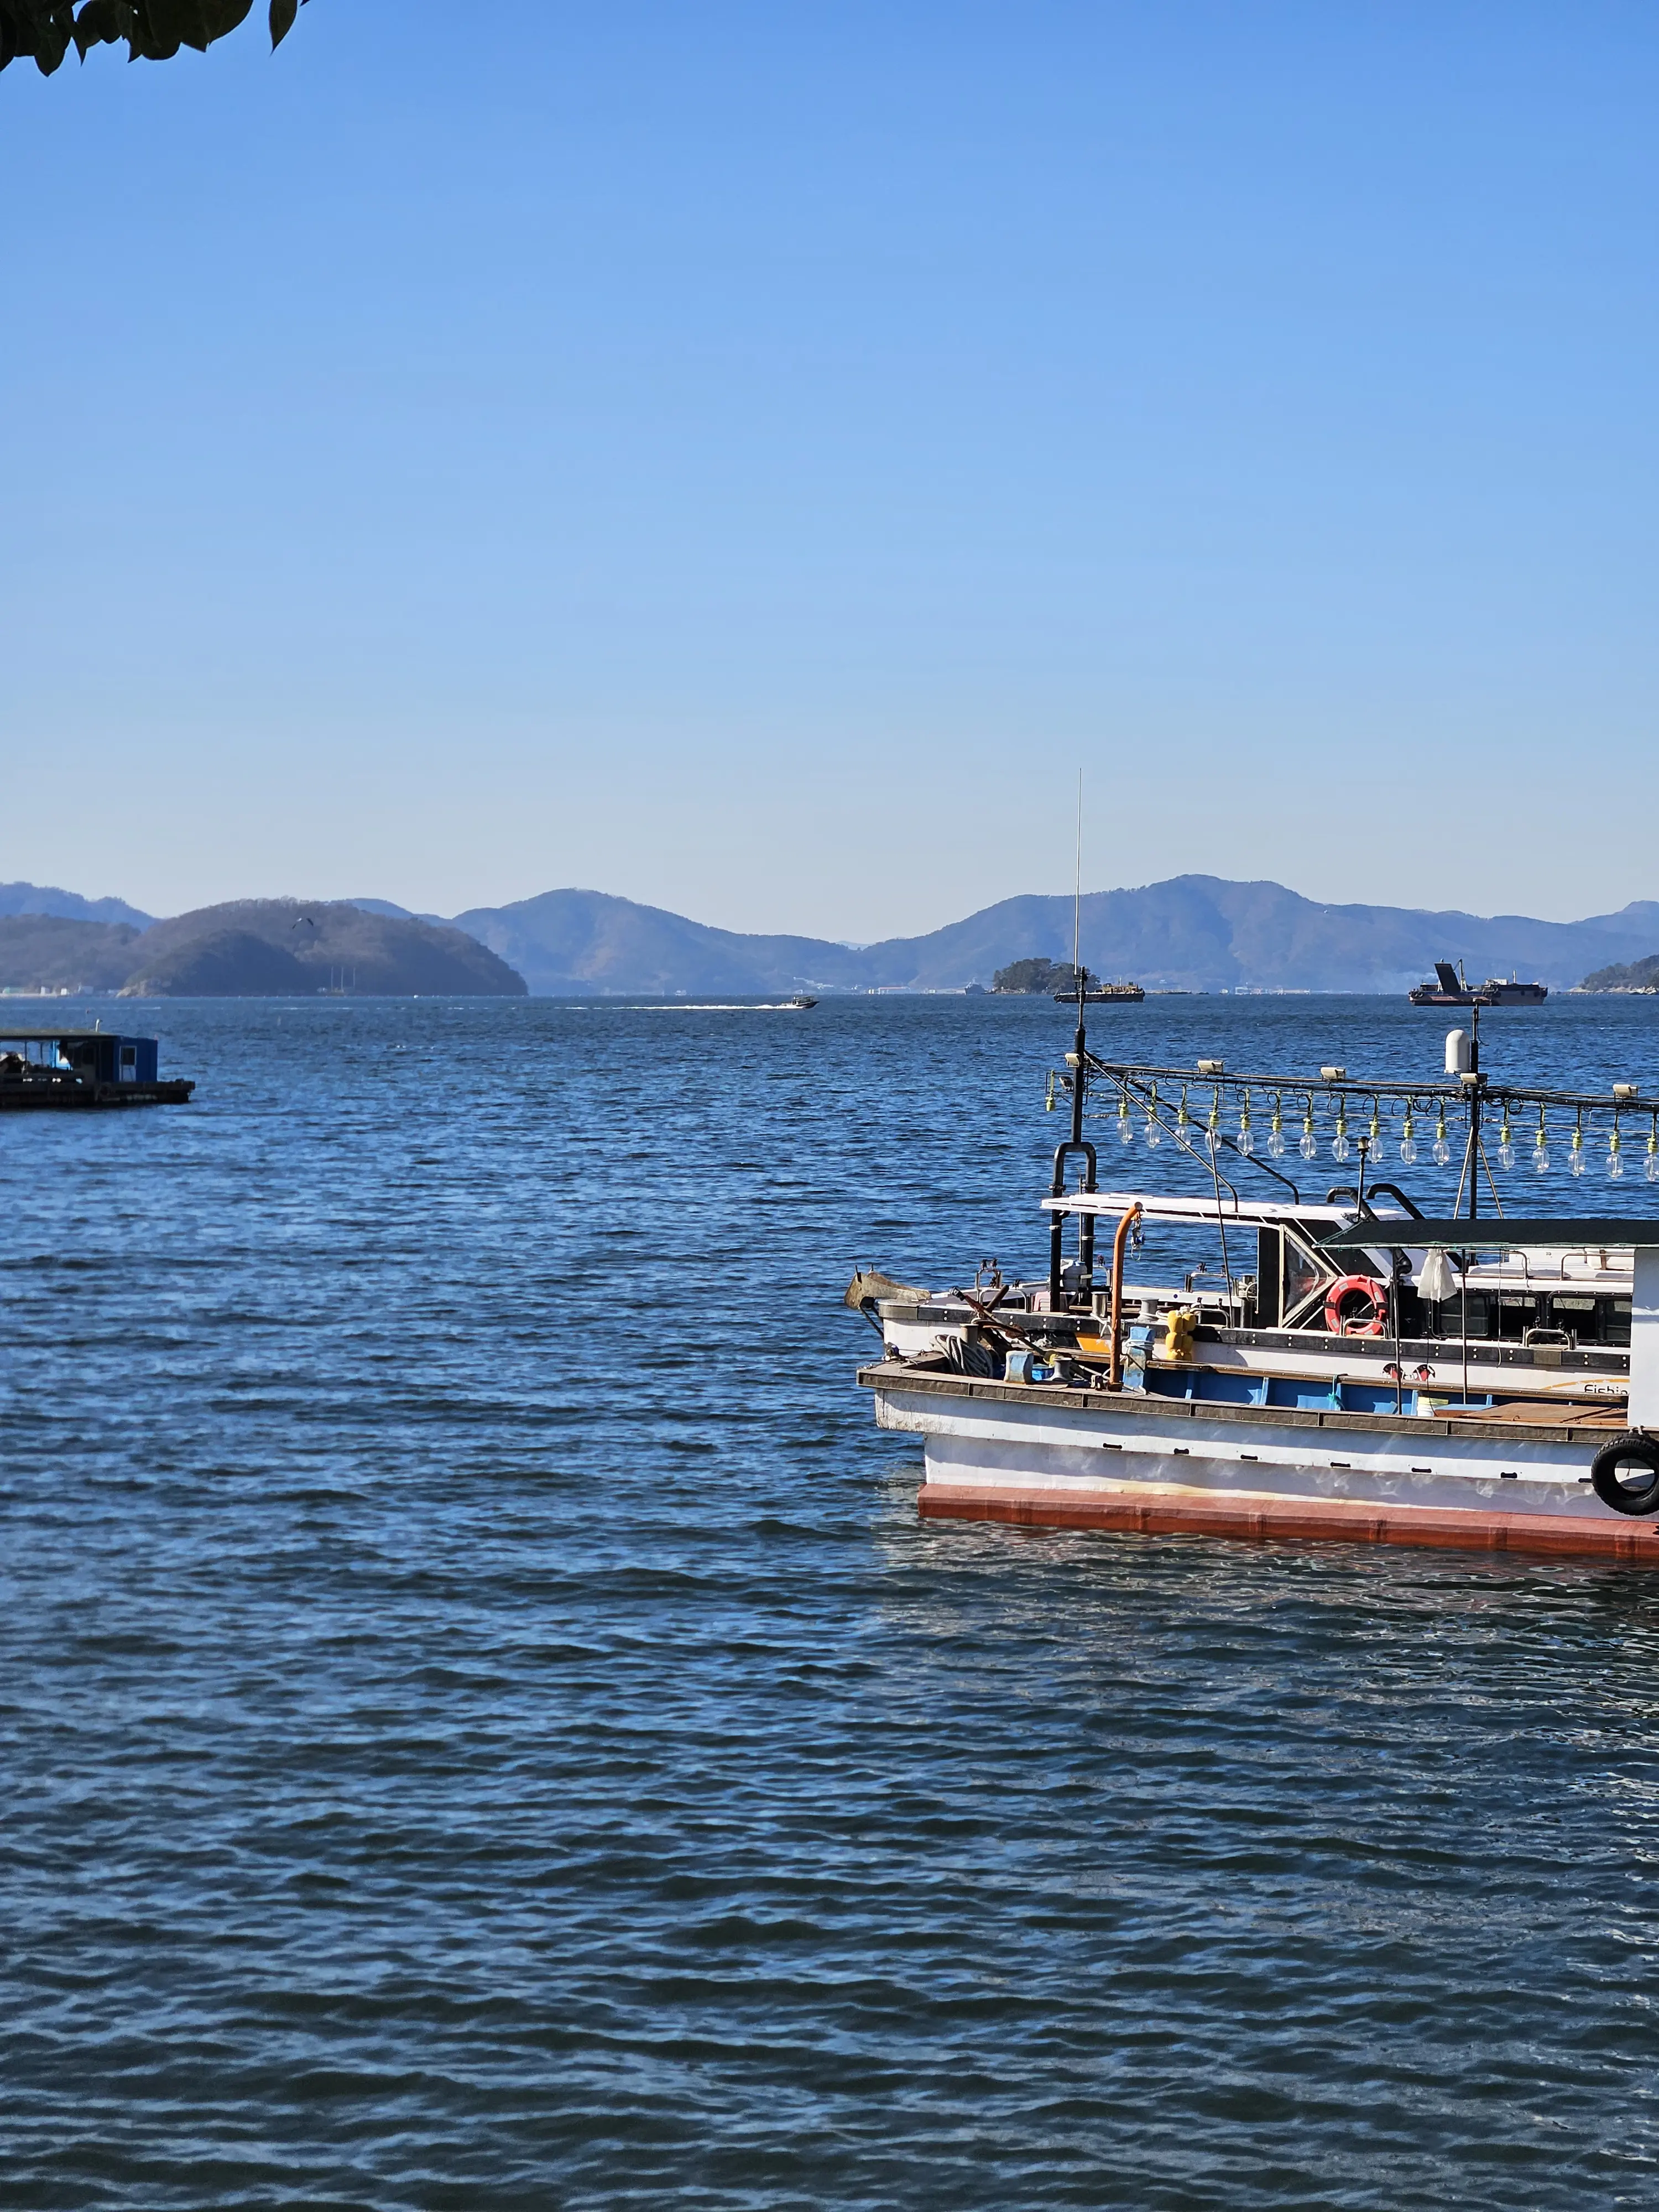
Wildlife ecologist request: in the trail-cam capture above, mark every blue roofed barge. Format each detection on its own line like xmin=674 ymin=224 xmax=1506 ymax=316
xmin=0 ymin=1027 xmax=195 ymax=1109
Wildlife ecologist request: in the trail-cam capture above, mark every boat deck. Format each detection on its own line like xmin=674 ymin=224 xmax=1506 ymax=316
xmin=859 ymin=1358 xmax=1625 ymax=1448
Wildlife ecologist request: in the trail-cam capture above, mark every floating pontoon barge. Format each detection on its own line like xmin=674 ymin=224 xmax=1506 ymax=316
xmin=0 ymin=1028 xmax=194 ymax=1110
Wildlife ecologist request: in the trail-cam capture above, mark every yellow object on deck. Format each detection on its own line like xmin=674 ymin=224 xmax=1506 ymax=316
xmin=1161 ymin=1308 xmax=1197 ymax=1361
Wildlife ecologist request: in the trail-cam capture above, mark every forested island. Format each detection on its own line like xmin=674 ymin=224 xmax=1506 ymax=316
xmin=1580 ymin=954 xmax=1659 ymax=993
xmin=992 ymin=958 xmax=1098 ymax=995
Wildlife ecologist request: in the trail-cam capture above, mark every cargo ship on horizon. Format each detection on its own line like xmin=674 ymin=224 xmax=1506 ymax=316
xmin=1408 ymin=959 xmax=1547 ymax=1006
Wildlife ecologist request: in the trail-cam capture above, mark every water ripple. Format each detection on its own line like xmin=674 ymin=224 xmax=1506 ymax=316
xmin=5 ymin=995 xmax=1659 ymax=2207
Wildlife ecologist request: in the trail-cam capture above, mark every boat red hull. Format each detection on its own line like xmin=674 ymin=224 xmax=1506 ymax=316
xmin=919 ymin=1480 xmax=1659 ymax=1561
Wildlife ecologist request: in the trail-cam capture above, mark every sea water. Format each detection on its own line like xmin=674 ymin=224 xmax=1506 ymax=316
xmin=4 ymin=993 xmax=1659 ymax=2209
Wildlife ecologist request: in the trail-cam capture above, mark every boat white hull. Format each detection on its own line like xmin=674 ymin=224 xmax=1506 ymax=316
xmin=865 ymin=1364 xmax=1659 ymax=1562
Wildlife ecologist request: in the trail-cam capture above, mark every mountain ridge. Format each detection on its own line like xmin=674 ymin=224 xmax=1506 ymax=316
xmin=0 ymin=881 xmax=154 ymax=930
xmin=3 ymin=876 xmax=1658 ymax=996
xmin=0 ymin=898 xmax=524 ymax=998
xmin=445 ymin=877 xmax=1659 ymax=996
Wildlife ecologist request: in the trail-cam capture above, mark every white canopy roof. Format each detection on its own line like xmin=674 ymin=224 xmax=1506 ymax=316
xmin=1041 ymin=1190 xmax=1364 ymax=1226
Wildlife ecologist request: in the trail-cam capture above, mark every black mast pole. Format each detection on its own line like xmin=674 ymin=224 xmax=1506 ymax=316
xmin=1073 ymin=971 xmax=1095 ymax=1294
xmin=1468 ymin=1000 xmax=1480 ymax=1224
xmin=1048 ymin=794 xmax=1098 ymax=1314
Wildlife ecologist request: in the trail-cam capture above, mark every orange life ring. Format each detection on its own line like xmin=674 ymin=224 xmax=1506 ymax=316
xmin=1324 ymin=1274 xmax=1387 ymax=1336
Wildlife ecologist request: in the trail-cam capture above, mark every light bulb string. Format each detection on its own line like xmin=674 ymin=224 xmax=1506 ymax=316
xmin=1084 ymin=1067 xmax=1647 ymax=1178
xmin=1477 ymin=1131 xmax=1504 ymax=1216
xmin=1078 ymin=1055 xmax=1645 ymax=1129
xmin=1098 ymin=1089 xmax=1243 ymax=1203
xmin=1087 ymin=1081 xmax=1304 ymax=1204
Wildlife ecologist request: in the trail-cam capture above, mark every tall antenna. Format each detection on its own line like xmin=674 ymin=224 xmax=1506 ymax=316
xmin=1073 ymin=767 xmax=1083 ymax=983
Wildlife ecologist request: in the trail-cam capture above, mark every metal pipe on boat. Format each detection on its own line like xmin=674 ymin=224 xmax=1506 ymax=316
xmin=1107 ymin=1203 xmax=1144 ymax=1391
xmin=1071 ymin=989 xmax=1096 ymax=1287
xmin=1048 ymin=1129 xmax=1099 ymax=1310
xmin=1048 ymin=985 xmax=1098 ymax=1311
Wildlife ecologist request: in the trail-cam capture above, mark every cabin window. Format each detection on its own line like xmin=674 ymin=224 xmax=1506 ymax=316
xmin=1598 ymin=1300 xmax=1631 ymax=1349
xmin=1255 ymin=1229 xmax=1282 ymax=1326
xmin=1457 ymin=1292 xmax=1492 ymax=1337
xmin=1280 ymin=1233 xmax=1326 ymax=1324
xmin=119 ymin=1045 xmax=137 ymax=1083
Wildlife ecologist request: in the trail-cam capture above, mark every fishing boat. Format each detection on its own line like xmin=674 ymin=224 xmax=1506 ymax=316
xmin=0 ymin=1026 xmax=194 ymax=1109
xmin=853 ymin=1001 xmax=1659 ymax=1559
xmin=1053 ymin=980 xmax=1145 ymax=1004
xmin=1409 ymin=960 xmax=1547 ymax=1007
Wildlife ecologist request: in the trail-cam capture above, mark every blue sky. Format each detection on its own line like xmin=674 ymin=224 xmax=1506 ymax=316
xmin=3 ymin=3 xmax=1656 ymax=935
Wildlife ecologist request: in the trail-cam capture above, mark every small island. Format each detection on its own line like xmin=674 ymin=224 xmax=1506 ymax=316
xmin=992 ymin=958 xmax=1144 ymax=1003
xmin=992 ymin=958 xmax=1098 ymax=995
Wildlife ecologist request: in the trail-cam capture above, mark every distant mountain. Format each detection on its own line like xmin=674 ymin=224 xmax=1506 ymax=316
xmin=830 ymin=879 xmax=1659 ymax=993
xmin=1580 ymin=901 xmax=1659 ymax=938
xmin=0 ymin=900 xmax=525 ymax=997
xmin=347 ymin=898 xmax=448 ymax=924
xmin=347 ymin=898 xmax=419 ymax=920
xmin=0 ymin=915 xmax=144 ymax=992
xmin=444 ymin=877 xmax=1659 ymax=996
xmin=449 ymin=888 xmax=871 ymax=997
xmin=120 ymin=900 xmax=526 ymax=997
xmin=0 ymin=881 xmax=153 ymax=930
xmin=121 ymin=926 xmax=319 ymax=999
xmin=12 ymin=875 xmax=1659 ymax=997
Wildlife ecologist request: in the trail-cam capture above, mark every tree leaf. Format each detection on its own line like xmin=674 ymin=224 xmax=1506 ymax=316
xmin=0 ymin=0 xmax=296 ymax=69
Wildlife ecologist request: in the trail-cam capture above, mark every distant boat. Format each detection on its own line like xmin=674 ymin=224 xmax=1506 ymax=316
xmin=1053 ymin=981 xmax=1146 ymax=1004
xmin=1408 ymin=960 xmax=1547 ymax=1007
xmin=787 ymin=994 xmax=818 ymax=1010
xmin=0 ymin=1024 xmax=194 ymax=1109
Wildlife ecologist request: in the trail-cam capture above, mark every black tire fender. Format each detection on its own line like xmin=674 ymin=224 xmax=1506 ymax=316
xmin=1590 ymin=1432 xmax=1659 ymax=1517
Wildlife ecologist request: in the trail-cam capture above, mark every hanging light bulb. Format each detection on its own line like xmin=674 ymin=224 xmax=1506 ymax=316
xmin=1045 ymin=1071 xmax=1056 ymax=1113
xmin=1399 ymin=1103 xmax=1417 ymax=1166
xmin=1176 ymin=1084 xmax=1192 ymax=1148
xmin=1647 ymin=1116 xmax=1659 ymax=1183
xmin=1533 ymin=1106 xmax=1549 ymax=1173
xmin=1143 ymin=1081 xmax=1161 ymax=1148
xmin=1299 ymin=1098 xmax=1317 ymax=1161
xmin=1207 ymin=1086 xmax=1223 ymax=1152
xmin=1608 ymin=1122 xmax=1625 ymax=1181
xmin=1116 ymin=1091 xmax=1134 ymax=1145
xmin=1432 ymin=1104 xmax=1451 ymax=1167
xmin=1237 ymin=1088 xmax=1254 ymax=1156
xmin=1497 ymin=1112 xmax=1515 ymax=1172
xmin=1267 ymin=1093 xmax=1286 ymax=1157
xmin=1368 ymin=1099 xmax=1385 ymax=1161
xmin=1569 ymin=1112 xmax=1585 ymax=1178
xmin=1331 ymin=1103 xmax=1350 ymax=1162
